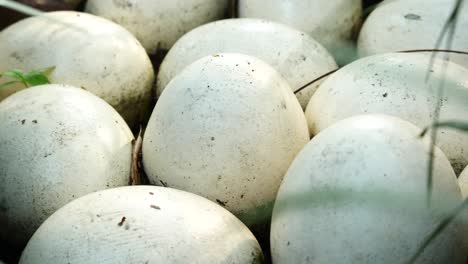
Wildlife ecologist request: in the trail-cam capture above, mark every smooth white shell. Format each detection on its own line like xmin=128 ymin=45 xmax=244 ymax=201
xmin=358 ymin=0 xmax=468 ymax=68
xmin=0 ymin=11 xmax=154 ymax=126
xmin=144 ymin=53 xmax=309 ymax=228
xmin=238 ymin=0 xmax=362 ymax=64
xmin=0 ymin=84 xmax=133 ymax=247
xmin=271 ymin=114 xmax=464 ymax=264
xmin=156 ymin=18 xmax=337 ymax=109
xmin=20 ymin=186 xmax=263 ymax=263
xmin=85 ymin=0 xmax=228 ymax=54
xmin=306 ymin=52 xmax=468 ymax=174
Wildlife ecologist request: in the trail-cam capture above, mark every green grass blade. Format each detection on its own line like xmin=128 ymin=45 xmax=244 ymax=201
xmin=405 ymin=199 xmax=468 ymax=264
xmin=424 ymin=0 xmax=462 ymax=209
xmin=0 ymin=81 xmax=21 ymax=89
xmin=420 ymin=120 xmax=468 ymax=137
xmin=24 ymin=71 xmax=50 ymax=86
xmin=0 ymin=66 xmax=55 ymax=89
xmin=2 ymin=69 xmax=28 ymax=87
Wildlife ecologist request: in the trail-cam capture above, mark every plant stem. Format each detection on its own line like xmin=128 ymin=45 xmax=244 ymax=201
xmin=424 ymin=0 xmax=461 ymax=208
xmin=0 ymin=0 xmax=43 ymax=16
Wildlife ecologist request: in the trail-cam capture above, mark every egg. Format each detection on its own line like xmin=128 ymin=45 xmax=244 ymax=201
xmin=144 ymin=53 xmax=309 ymax=229
xmin=156 ymin=18 xmax=337 ymax=109
xmin=358 ymin=0 xmax=468 ymax=68
xmin=306 ymin=52 xmax=468 ymax=174
xmin=85 ymin=0 xmax=228 ymax=54
xmin=271 ymin=114 xmax=465 ymax=263
xmin=0 ymin=84 xmax=133 ymax=247
xmin=20 ymin=186 xmax=264 ymax=263
xmin=0 ymin=11 xmax=154 ymax=127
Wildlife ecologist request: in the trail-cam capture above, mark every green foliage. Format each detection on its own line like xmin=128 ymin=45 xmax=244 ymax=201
xmin=0 ymin=66 xmax=55 ymax=89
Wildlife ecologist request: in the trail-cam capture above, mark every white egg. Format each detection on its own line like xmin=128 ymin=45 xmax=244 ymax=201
xmin=358 ymin=0 xmax=468 ymax=69
xmin=238 ymin=0 xmax=363 ymax=64
xmin=306 ymin=52 xmax=468 ymax=174
xmin=156 ymin=18 xmax=337 ymax=109
xmin=85 ymin=0 xmax=228 ymax=54
xmin=144 ymin=53 xmax=309 ymax=229
xmin=0 ymin=84 xmax=133 ymax=247
xmin=0 ymin=11 xmax=154 ymax=126
xmin=20 ymin=186 xmax=263 ymax=263
xmin=271 ymin=114 xmax=465 ymax=263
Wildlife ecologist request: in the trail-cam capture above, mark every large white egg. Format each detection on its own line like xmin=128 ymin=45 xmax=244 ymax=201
xmin=305 ymin=52 xmax=468 ymax=174
xmin=238 ymin=0 xmax=363 ymax=64
xmin=0 ymin=84 xmax=133 ymax=247
xmin=358 ymin=0 xmax=468 ymax=68
xmin=85 ymin=0 xmax=228 ymax=54
xmin=271 ymin=114 xmax=465 ymax=263
xmin=156 ymin=18 xmax=337 ymax=109
xmin=144 ymin=53 xmax=309 ymax=228
xmin=0 ymin=11 xmax=154 ymax=126
xmin=20 ymin=186 xmax=263 ymax=263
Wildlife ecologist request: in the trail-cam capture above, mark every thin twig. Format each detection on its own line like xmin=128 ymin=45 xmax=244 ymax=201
xmin=399 ymin=49 xmax=468 ymax=56
xmin=130 ymin=126 xmax=143 ymax=185
xmin=294 ymin=69 xmax=339 ymax=95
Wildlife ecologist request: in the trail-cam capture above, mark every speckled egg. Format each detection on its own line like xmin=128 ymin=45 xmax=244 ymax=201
xmin=358 ymin=0 xmax=468 ymax=68
xmin=85 ymin=0 xmax=228 ymax=54
xmin=20 ymin=186 xmax=264 ymax=263
xmin=271 ymin=114 xmax=465 ymax=264
xmin=156 ymin=18 xmax=337 ymax=109
xmin=0 ymin=84 xmax=133 ymax=247
xmin=305 ymin=52 xmax=468 ymax=174
xmin=238 ymin=0 xmax=363 ymax=64
xmin=0 ymin=11 xmax=154 ymax=127
xmin=144 ymin=53 xmax=309 ymax=229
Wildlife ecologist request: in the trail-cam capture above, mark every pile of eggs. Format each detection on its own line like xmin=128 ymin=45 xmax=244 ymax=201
xmin=0 ymin=0 xmax=467 ymax=263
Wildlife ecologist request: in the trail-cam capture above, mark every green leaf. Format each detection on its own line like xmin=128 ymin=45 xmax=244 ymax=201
xmin=1 ymin=69 xmax=28 ymax=87
xmin=24 ymin=71 xmax=50 ymax=87
xmin=2 ymin=69 xmax=26 ymax=82
xmin=0 ymin=66 xmax=55 ymax=89
xmin=0 ymin=80 xmax=21 ymax=89
xmin=24 ymin=66 xmax=55 ymax=87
